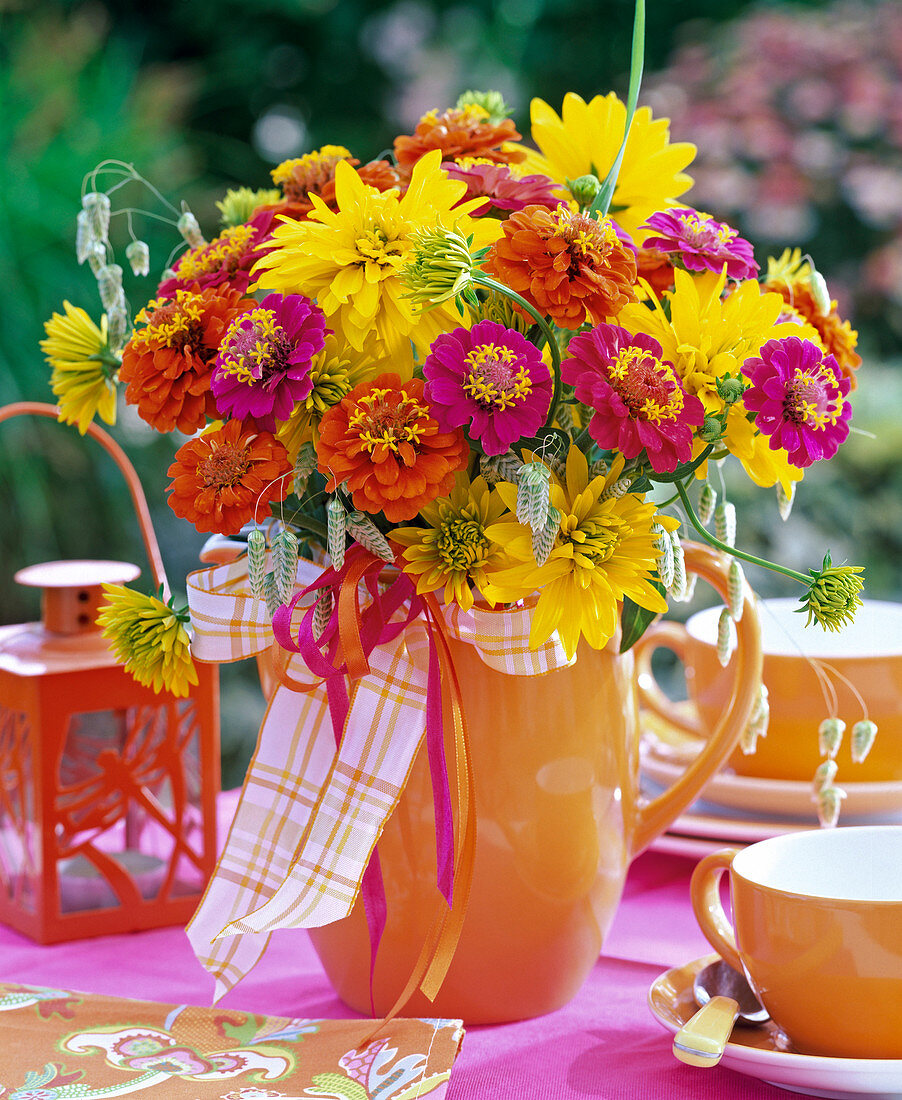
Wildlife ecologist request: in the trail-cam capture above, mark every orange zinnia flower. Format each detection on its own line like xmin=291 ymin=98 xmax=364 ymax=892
xmin=394 ymin=104 xmax=525 ymax=169
xmin=317 ymin=373 xmax=469 ymax=523
xmin=257 ymin=147 xmax=404 ymax=223
xmin=120 ymin=285 xmax=254 ymax=434
xmin=765 ymin=279 xmax=862 ymax=385
xmin=484 ymin=205 xmax=639 ymax=330
xmin=167 ymin=419 xmax=292 ymax=535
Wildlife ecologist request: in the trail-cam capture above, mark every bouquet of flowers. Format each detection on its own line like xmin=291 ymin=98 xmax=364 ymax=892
xmin=41 ymin=11 xmax=873 ymax=1007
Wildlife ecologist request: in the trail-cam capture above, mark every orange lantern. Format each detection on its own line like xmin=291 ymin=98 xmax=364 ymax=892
xmin=0 ymin=402 xmax=219 ymax=943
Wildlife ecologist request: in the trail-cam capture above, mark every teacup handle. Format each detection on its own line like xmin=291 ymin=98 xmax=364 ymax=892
xmin=633 ymin=621 xmax=705 ymax=739
xmin=631 ymin=542 xmax=763 ymax=855
xmin=690 ymin=848 xmax=744 ymax=973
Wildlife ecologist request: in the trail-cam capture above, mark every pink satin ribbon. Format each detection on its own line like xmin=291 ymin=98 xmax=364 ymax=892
xmin=270 ymin=548 xmax=456 ymax=1003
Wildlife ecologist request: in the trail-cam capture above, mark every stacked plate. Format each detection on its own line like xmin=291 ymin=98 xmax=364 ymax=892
xmin=641 ymin=717 xmax=902 ymax=859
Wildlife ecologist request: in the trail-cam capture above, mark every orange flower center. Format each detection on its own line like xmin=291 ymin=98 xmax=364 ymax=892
xmin=132 ymin=291 xmax=203 ymax=349
xmin=347 ymin=387 xmax=430 ymax=463
xmin=199 ymin=441 xmax=251 ymax=488
xmin=177 ymin=225 xmax=256 ymax=281
xmin=462 ymin=343 xmax=533 ymax=410
xmin=609 ymin=346 xmax=684 ymax=423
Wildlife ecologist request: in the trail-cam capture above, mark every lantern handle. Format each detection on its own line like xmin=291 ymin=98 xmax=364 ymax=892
xmin=0 ymin=401 xmax=170 ymax=599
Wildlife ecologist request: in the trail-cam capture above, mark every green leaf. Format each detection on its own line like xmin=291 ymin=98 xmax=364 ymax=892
xmin=619 ymin=581 xmax=664 ymax=653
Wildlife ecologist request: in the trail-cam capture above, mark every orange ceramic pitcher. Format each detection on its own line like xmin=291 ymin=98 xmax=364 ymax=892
xmin=305 ymin=543 xmax=762 ymax=1023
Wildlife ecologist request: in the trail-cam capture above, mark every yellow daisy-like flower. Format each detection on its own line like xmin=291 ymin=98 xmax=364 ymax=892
xmin=392 ymin=472 xmax=509 ymax=612
xmin=275 ymin=332 xmax=396 ymax=461
xmin=617 ymin=268 xmax=807 ymax=493
xmin=96 ymin=585 xmax=198 ymax=699
xmin=253 ymin=151 xmax=500 ymax=366
xmin=510 ymin=93 xmax=696 ymax=239
xmin=483 ymin=449 xmax=670 ymax=659
xmin=41 ymin=301 xmax=118 ymax=435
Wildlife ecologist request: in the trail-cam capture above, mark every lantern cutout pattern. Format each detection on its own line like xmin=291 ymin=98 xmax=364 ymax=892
xmin=0 ymin=402 xmax=219 ymax=943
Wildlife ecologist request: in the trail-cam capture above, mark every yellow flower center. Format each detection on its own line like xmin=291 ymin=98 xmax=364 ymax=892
xmin=608 ymin=345 xmax=684 ymax=423
xmin=177 ymin=225 xmax=256 ymax=282
xmin=463 ymin=343 xmax=532 ymax=410
xmin=559 ymin=507 xmax=629 ymax=585
xmin=436 ymin=513 xmax=489 ymax=572
xmin=348 ymin=388 xmax=430 ymax=457
xmin=217 ymin=307 xmax=290 ymax=385
xmin=551 ymin=209 xmax=619 ymax=256
xmin=354 ymin=226 xmax=407 ymax=270
xmin=785 ymin=364 xmax=844 ymax=429
xmin=132 ymin=290 xmax=204 ymax=349
xmin=681 ymin=211 xmax=735 ymax=248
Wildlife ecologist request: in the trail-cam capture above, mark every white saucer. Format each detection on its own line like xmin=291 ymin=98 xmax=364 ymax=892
xmin=649 ymin=954 xmax=902 ymax=1098
xmin=641 ymin=750 xmax=902 ymax=822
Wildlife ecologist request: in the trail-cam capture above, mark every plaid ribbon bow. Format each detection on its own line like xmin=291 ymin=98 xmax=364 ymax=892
xmin=184 ymin=550 xmax=573 ymax=1005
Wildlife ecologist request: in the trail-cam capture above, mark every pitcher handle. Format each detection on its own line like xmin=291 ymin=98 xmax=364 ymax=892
xmin=631 ymin=542 xmax=762 ymax=856
xmin=633 ymin=620 xmax=705 ymax=739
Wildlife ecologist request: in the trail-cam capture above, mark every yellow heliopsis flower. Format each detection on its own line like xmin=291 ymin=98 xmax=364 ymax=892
xmin=276 ymin=332 xmax=396 ymax=461
xmin=617 ymin=268 xmax=808 ymax=494
xmin=509 ymin=93 xmax=696 ymax=239
xmin=482 ymin=449 xmax=672 ymax=659
xmin=392 ymin=473 xmax=509 ymax=611
xmin=41 ymin=301 xmax=118 ymax=434
xmin=97 ymin=585 xmax=198 ymax=698
xmin=253 ymin=151 xmax=501 ymax=366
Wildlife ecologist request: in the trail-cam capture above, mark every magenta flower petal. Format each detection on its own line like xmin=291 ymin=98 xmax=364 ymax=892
xmin=741 ymin=336 xmax=852 ymax=467
xmin=561 ymin=323 xmax=705 ymax=473
xmin=640 ymin=208 xmax=759 ymax=281
xmin=211 ymin=292 xmax=328 ymax=432
xmin=423 ymin=319 xmax=553 ymax=456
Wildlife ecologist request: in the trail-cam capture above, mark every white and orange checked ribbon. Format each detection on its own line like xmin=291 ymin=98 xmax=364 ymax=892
xmin=184 ymin=552 xmax=574 ymax=1003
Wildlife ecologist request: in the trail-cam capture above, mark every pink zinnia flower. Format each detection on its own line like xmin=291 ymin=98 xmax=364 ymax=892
xmin=561 ymin=324 xmax=705 ymax=473
xmin=158 ymin=223 xmax=267 ymax=297
xmin=742 ymin=336 xmax=851 ymax=467
xmin=640 ymin=208 xmax=759 ymax=281
xmin=443 ymin=160 xmax=560 ymax=216
xmin=211 ymin=293 xmax=328 ymax=431
xmin=423 ymin=319 xmax=552 ymax=456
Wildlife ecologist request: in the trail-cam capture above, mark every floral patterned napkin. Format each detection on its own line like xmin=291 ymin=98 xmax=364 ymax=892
xmin=0 ymin=982 xmax=464 ymax=1099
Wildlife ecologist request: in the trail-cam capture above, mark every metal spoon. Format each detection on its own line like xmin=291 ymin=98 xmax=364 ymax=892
xmin=672 ymin=959 xmax=770 ymax=1067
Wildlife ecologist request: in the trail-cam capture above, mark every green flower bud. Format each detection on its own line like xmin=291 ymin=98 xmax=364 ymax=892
xmin=82 ymin=191 xmax=111 ymax=241
xmin=851 ymin=719 xmax=878 ymax=764
xmin=567 ymin=174 xmax=602 ymax=207
xmin=818 ymin=717 xmax=846 ymax=759
xmin=455 ymin=89 xmax=511 ymax=124
xmin=716 ymin=376 xmax=745 ymax=405
xmin=699 ymin=416 xmax=723 ymax=442
xmin=801 ymin=553 xmax=864 ymax=632
xmin=125 ymin=240 xmax=150 ymax=277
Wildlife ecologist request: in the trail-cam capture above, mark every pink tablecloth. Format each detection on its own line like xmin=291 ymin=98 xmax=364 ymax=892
xmin=0 ymin=794 xmax=784 ymax=1099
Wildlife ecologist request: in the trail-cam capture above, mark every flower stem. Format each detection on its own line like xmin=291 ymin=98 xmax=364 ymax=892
xmin=674 ymin=480 xmax=811 ymax=587
xmin=472 ymin=272 xmax=563 ymax=427
xmin=590 ymin=0 xmax=645 ymax=219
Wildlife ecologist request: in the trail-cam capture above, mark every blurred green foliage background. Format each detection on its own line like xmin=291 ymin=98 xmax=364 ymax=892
xmin=2 ymin=0 xmax=899 ymax=785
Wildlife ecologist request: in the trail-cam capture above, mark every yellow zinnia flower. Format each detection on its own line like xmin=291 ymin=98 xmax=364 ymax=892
xmin=392 ymin=473 xmax=509 ymax=611
xmin=41 ymin=301 xmax=118 ymax=434
xmin=509 ymin=93 xmax=696 ymax=239
xmin=97 ymin=585 xmax=198 ymax=699
xmin=253 ymin=151 xmax=500 ymax=366
xmin=483 ymin=449 xmax=670 ymax=659
xmin=617 ymin=268 xmax=808 ymax=494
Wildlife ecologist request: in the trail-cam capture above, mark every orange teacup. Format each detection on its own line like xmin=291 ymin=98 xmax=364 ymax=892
xmin=691 ymin=826 xmax=902 ymax=1059
xmin=637 ymin=597 xmax=902 ymax=782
